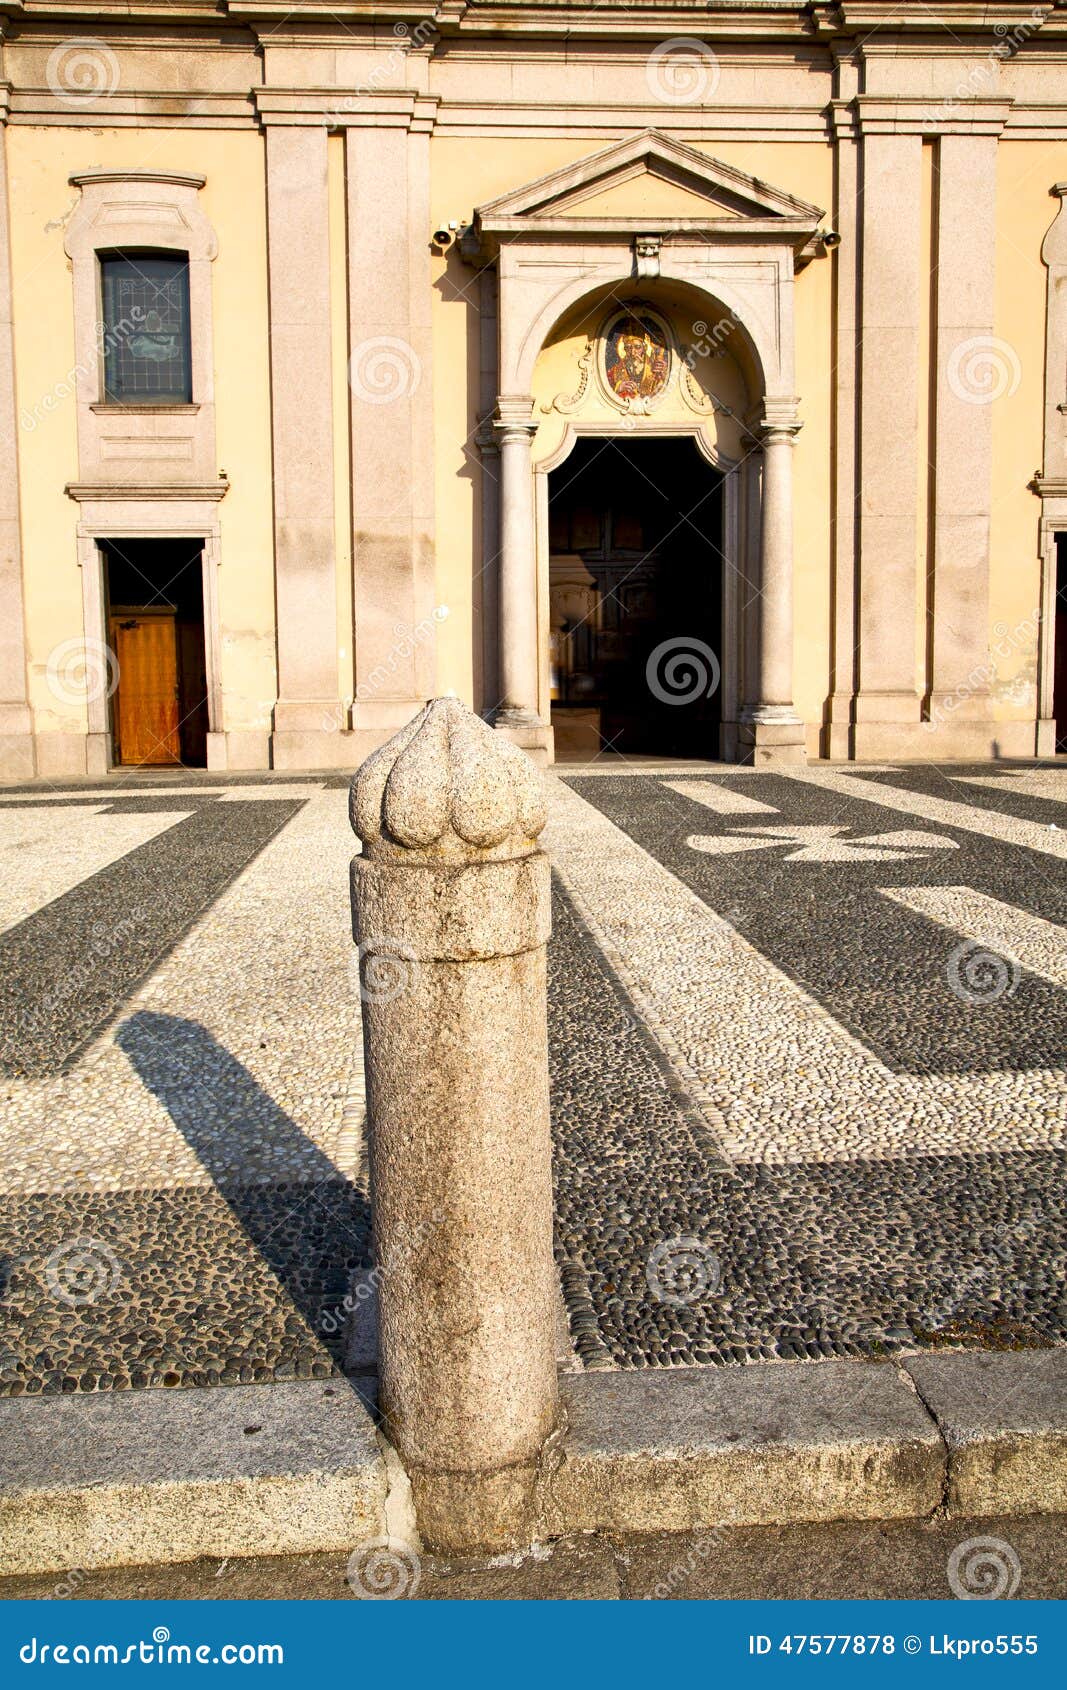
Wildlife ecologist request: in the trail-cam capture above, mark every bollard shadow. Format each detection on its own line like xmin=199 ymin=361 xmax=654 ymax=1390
xmin=115 ymin=1010 xmax=371 ymax=1347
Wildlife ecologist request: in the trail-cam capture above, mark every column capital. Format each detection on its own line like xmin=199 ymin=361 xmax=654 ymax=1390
xmin=754 ymin=401 xmax=802 ymax=446
xmin=493 ymin=394 xmax=537 ymax=440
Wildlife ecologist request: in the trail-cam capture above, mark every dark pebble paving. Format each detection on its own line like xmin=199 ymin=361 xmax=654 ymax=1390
xmin=0 ymin=1180 xmax=370 ymax=1396
xmin=547 ymin=874 xmax=1067 ymax=1368
xmin=566 ymin=771 xmax=1067 ymax=1077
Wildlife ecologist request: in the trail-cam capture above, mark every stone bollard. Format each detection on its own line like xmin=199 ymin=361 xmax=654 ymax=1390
xmin=349 ymin=696 xmax=558 ymax=1553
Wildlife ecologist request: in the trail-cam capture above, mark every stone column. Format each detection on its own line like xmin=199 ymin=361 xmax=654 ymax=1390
xmin=926 ymin=133 xmax=999 ymax=751
xmin=350 ymin=696 xmax=558 ymax=1553
xmin=852 ymin=129 xmax=923 ymax=756
xmin=0 ymin=109 xmax=34 ymax=780
xmin=264 ymin=124 xmax=344 ymax=769
xmin=739 ymin=412 xmax=805 ymax=764
xmin=493 ymin=396 xmax=550 ymax=760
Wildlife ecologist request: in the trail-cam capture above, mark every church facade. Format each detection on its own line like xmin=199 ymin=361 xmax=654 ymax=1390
xmin=2 ymin=0 xmax=1067 ymax=777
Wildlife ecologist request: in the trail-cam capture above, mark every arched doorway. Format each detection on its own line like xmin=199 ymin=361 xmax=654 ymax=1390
xmin=547 ymin=437 xmax=723 ymax=759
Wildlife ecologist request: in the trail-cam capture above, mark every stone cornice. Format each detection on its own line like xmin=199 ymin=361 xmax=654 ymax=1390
xmin=253 ymin=87 xmax=440 ymax=130
xmin=69 ymin=167 xmax=206 ymax=188
xmin=65 ymin=481 xmax=230 ymax=502
xmin=2 ymin=0 xmax=1064 ymax=44
xmin=836 ymin=96 xmax=1015 ymax=137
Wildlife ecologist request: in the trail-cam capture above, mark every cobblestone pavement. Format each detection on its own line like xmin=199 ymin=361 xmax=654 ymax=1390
xmin=0 ymin=762 xmax=1064 ymax=1394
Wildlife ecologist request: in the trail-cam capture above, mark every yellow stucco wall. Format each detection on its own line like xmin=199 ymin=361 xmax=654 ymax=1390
xmin=992 ymin=142 xmax=1067 ymax=725
xmin=7 ymin=120 xmax=1065 ymax=763
xmin=6 ymin=126 xmax=276 ymax=742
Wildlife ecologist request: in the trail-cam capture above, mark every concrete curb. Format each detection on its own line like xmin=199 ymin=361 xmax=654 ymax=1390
xmin=542 ymin=1362 xmax=944 ymax=1536
xmin=0 ymin=1380 xmax=387 ymax=1577
xmin=1 ymin=1349 xmax=1064 ymax=1576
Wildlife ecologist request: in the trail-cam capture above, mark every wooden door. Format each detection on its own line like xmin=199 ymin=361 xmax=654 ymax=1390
xmin=110 ymin=611 xmax=181 ymax=765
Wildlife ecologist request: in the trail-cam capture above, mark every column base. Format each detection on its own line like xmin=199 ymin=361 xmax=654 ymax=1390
xmin=206 ymin=731 xmax=272 ymax=772
xmin=494 ymin=720 xmax=554 ymax=767
xmin=494 ymin=708 xmax=553 ymax=767
xmin=271 ymin=729 xmax=359 ymax=771
xmin=350 ymin=698 xmax=426 ymax=735
xmin=0 ymin=733 xmax=35 ymax=782
xmin=1037 ymin=718 xmax=1058 ymax=758
xmin=737 ymin=709 xmax=807 ymax=766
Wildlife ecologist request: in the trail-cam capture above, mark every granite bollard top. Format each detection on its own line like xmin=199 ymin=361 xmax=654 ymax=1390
xmin=349 ymin=696 xmax=546 ymax=862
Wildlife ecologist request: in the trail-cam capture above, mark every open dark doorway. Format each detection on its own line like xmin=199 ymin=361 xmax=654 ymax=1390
xmin=548 ymin=437 xmax=723 ymax=759
xmin=101 ymin=539 xmax=209 ymax=768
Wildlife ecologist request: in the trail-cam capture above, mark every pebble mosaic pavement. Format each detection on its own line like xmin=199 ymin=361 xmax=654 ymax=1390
xmin=0 ymin=763 xmax=1064 ymax=1394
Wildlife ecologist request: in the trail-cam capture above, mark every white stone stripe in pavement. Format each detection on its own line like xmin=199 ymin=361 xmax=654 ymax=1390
xmin=543 ymin=775 xmax=1066 ymax=1163
xmin=0 ymin=806 xmax=191 ymax=936
xmin=664 ymin=779 xmax=780 ymax=815
xmin=0 ymin=790 xmax=364 ymax=1195
xmin=879 ymin=885 xmax=1067 ymax=991
xmin=778 ymin=767 xmax=1067 ymax=860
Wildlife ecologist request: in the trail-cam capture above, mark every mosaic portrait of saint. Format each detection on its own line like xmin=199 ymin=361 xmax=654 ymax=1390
xmin=604 ymin=314 xmax=670 ymax=403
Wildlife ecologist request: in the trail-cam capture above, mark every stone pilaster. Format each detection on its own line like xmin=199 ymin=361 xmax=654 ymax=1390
xmin=347 ymin=123 xmax=437 ymax=755
xmin=264 ymin=124 xmax=344 ymax=769
xmin=0 ymin=106 xmax=33 ymax=780
xmin=925 ymin=134 xmax=1000 ymax=751
xmin=852 ymin=130 xmax=924 ymax=757
xmin=825 ymin=72 xmax=860 ymax=760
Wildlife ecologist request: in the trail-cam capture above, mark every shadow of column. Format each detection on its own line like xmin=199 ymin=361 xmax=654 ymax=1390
xmin=116 ymin=1010 xmax=370 ymax=1346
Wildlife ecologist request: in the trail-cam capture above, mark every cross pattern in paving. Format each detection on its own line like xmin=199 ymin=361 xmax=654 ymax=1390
xmin=0 ymin=764 xmax=1064 ymax=1393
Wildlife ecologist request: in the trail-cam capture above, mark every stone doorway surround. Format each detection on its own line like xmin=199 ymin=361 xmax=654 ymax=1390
xmin=463 ymin=130 xmax=828 ymax=765
xmin=538 ymin=423 xmax=739 ymax=761
xmin=66 ymin=488 xmax=226 ymax=778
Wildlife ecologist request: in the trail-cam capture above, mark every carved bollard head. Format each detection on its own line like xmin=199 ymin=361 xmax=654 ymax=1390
xmin=350 ymin=696 xmax=547 ymax=864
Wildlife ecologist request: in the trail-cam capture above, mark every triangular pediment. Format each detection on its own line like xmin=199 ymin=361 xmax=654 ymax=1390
xmin=473 ymin=131 xmax=825 ymax=230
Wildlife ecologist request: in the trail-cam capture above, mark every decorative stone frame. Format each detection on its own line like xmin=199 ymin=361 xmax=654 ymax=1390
xmin=534 ymin=420 xmax=748 ymax=760
xmin=593 ymin=302 xmax=674 ymax=415
xmin=67 ymin=486 xmax=226 ymax=775
xmin=63 ymin=170 xmax=219 ymax=487
xmin=465 ymin=130 xmax=825 ymax=763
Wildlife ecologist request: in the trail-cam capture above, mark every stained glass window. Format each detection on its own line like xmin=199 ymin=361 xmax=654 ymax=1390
xmin=100 ymin=252 xmax=192 ymax=403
